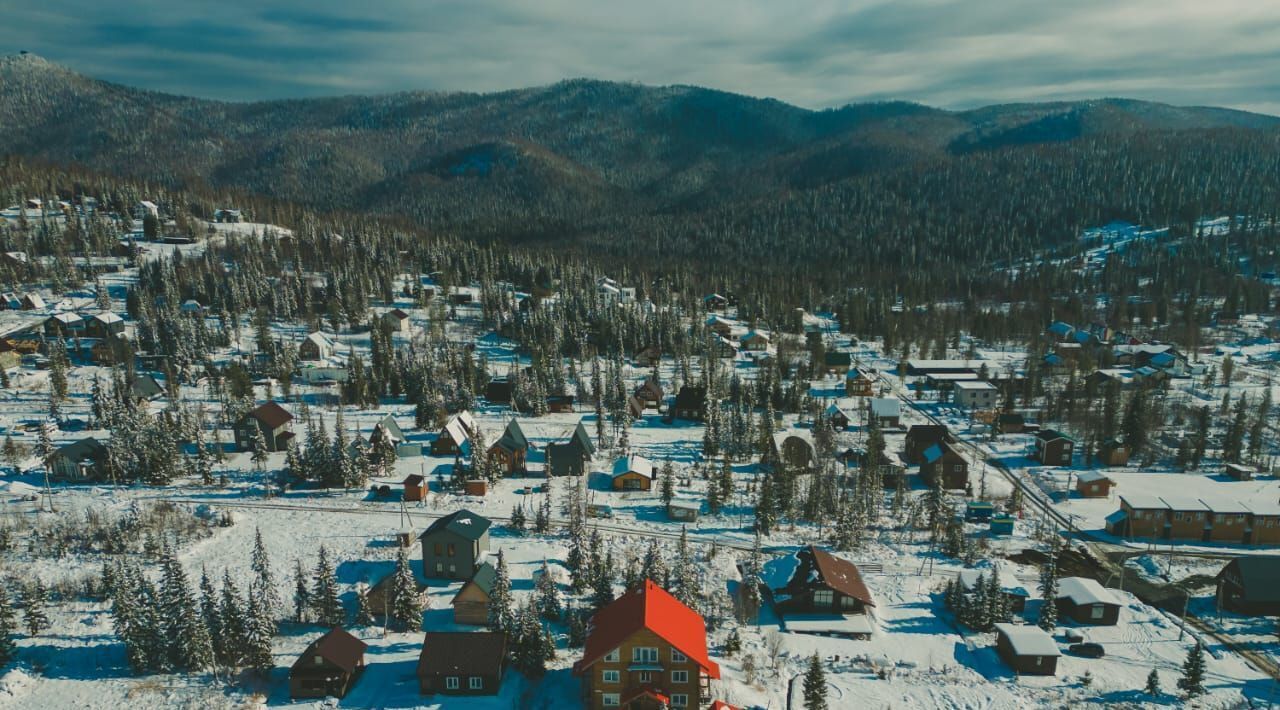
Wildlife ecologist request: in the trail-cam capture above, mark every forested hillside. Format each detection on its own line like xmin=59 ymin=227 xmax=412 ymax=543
xmin=3 ymin=51 xmax=1280 ymax=313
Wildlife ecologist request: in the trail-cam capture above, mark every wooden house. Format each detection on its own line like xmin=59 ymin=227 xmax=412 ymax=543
xmin=547 ymin=394 xmax=575 ymax=413
xmin=824 ymin=351 xmax=852 ymax=375
xmin=1074 ymin=471 xmax=1114 ymax=498
xmin=995 ymin=413 xmax=1025 ymax=434
xmin=867 ymin=398 xmax=900 ymax=429
xmin=44 ymin=312 xmax=84 ymax=337
xmin=1055 ymin=577 xmax=1121 ymax=625
xmin=128 ymin=374 xmax=164 ymax=402
xmin=672 ymin=385 xmax=707 ymax=421
xmin=403 ymin=474 xmax=427 ymax=502
xmin=483 ymin=378 xmax=512 ymax=404
xmin=366 ymin=571 xmax=429 ymax=624
xmin=451 ymin=561 xmax=497 ymax=625
xmin=573 ymin=580 xmax=720 ymax=710
xmin=47 ymin=437 xmax=109 ymax=480
xmin=299 ymin=332 xmax=336 ymax=361
xmin=611 ymin=454 xmax=654 ymax=491
xmin=431 ymin=412 xmax=477 ymax=456
xmin=634 ymin=377 xmax=664 ymax=408
xmin=739 ymin=330 xmax=770 ymax=351
xmin=825 ymin=404 xmax=852 ymax=431
xmin=19 ymin=292 xmax=45 ymax=310
xmin=289 ymin=628 xmax=367 ymax=699
xmin=546 ymin=422 xmax=595 ymax=476
xmin=845 ymin=368 xmax=874 ymax=397
xmin=703 ymin=293 xmax=728 ymax=311
xmin=234 ymin=401 xmax=294 ymax=452
xmin=1098 ymin=437 xmax=1131 ymax=466
xmin=487 ymin=419 xmax=529 ymax=474
xmin=1224 ymin=463 xmax=1256 ymax=481
xmin=920 ymin=441 xmax=968 ymax=490
xmin=382 ymin=308 xmax=412 ymax=335
xmin=87 ymin=311 xmax=125 ymax=338
xmin=419 ymin=509 xmax=491 ymax=580
xmin=770 ymin=545 xmax=876 ymax=619
xmin=1033 ymin=429 xmax=1074 ymax=466
xmin=463 ymin=478 xmax=488 ymax=496
xmin=1216 ymin=556 xmax=1280 ymax=615
xmin=417 ymin=631 xmax=507 ymax=696
xmin=993 ymin=623 xmax=1058 ymax=676
xmin=903 ymin=425 xmax=950 ymax=464
xmin=635 ymin=346 xmax=662 ymax=367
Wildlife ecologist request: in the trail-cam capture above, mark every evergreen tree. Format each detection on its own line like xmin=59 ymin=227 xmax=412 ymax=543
xmin=310 ymin=546 xmax=345 ymax=627
xmin=534 ymin=559 xmax=562 ymax=621
xmin=390 ymin=546 xmax=421 ymax=632
xmin=669 ymin=527 xmax=698 ymax=607
xmin=1177 ymin=641 xmax=1206 ymax=698
xmin=219 ymin=571 xmax=248 ymax=667
xmin=292 ymin=558 xmax=310 ymax=623
xmin=199 ymin=568 xmax=223 ymax=664
xmin=640 ymin=540 xmax=669 ymax=588
xmin=659 ymin=460 xmax=675 ymax=509
xmin=243 ymin=591 xmax=275 ymax=674
xmin=510 ymin=503 xmax=527 ymax=533
xmin=250 ymin=527 xmax=280 ymax=622
xmin=802 ymin=652 xmax=829 ymax=710
xmin=511 ymin=600 xmax=548 ymax=677
xmin=21 ymin=580 xmax=49 ymax=636
xmin=1145 ymin=667 xmax=1162 ymax=697
xmin=0 ymin=582 xmax=15 ymax=666
xmin=159 ymin=549 xmax=213 ymax=670
xmin=1037 ymin=566 xmax=1059 ymax=631
xmin=488 ymin=550 xmax=515 ymax=633
xmin=355 ymin=585 xmax=374 ymax=626
xmin=250 ymin=425 xmax=269 ymax=471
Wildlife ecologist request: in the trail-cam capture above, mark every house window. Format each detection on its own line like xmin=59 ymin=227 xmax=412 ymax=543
xmin=603 ymin=649 xmax=620 ymax=663
xmin=632 ymin=647 xmax=659 ymax=664
xmin=671 ymin=649 xmax=687 ymax=663
xmin=435 ymin=562 xmax=443 ymax=573
xmin=1090 ymin=606 xmax=1105 ymax=620
xmin=840 ymin=596 xmax=858 ymax=610
xmin=469 ymin=677 xmax=483 ymax=689
xmin=602 ymin=670 xmax=620 ymax=683
xmin=434 ymin=543 xmax=443 ymax=555
xmin=603 ymin=693 xmax=621 ymax=707
xmin=446 ymin=676 xmax=459 ymax=689
xmin=953 ymin=464 xmax=963 ymax=473
xmin=638 ymin=671 xmax=652 ymax=683
xmin=671 ymin=670 xmax=689 ymax=683
xmin=813 ymin=590 xmax=834 ymax=607
xmin=671 ymin=694 xmax=689 ymax=707
xmin=313 ymin=656 xmax=324 ymax=665
xmin=1035 ymin=656 xmax=1043 ymax=666
xmin=447 ymin=544 xmax=456 ymax=556
xmin=449 ymin=564 xmax=457 ymax=575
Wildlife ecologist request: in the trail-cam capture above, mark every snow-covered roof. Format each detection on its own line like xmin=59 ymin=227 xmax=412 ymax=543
xmin=994 ymin=623 xmax=1060 ymax=657
xmin=869 ymin=398 xmax=899 ymax=418
xmin=953 ymin=380 xmax=996 ymax=391
xmin=612 ymin=454 xmax=654 ymax=479
xmin=1120 ymin=494 xmax=1168 ymax=510
xmin=1076 ymin=471 xmax=1112 ymax=484
xmin=1056 ymin=577 xmax=1121 ymax=607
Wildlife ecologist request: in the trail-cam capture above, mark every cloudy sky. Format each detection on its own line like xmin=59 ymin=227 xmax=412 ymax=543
xmin=5 ymin=0 xmax=1280 ymax=114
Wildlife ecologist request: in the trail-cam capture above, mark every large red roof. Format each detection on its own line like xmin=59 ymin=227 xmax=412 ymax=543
xmin=572 ymin=579 xmax=720 ymax=678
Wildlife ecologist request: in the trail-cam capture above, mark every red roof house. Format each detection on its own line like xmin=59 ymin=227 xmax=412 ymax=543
xmin=573 ymin=580 xmax=720 ymax=710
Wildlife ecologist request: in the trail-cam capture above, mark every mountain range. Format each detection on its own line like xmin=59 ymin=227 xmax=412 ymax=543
xmin=4 ymin=51 xmax=1280 ymax=291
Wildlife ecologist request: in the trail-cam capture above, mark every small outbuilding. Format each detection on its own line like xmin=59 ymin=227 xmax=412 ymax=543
xmin=993 ymin=623 xmax=1059 ymax=675
xmin=1055 ymin=577 xmax=1122 ymax=625
xmin=1075 ymin=471 xmax=1114 ymax=499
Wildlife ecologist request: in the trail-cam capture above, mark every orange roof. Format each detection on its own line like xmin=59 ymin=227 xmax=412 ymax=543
xmin=572 ymin=579 xmax=720 ymax=678
xmin=710 ymin=702 xmax=743 ymax=710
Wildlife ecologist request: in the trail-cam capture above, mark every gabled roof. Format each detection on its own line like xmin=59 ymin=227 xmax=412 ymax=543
xmin=245 ymin=401 xmax=292 ymax=429
xmin=1219 ymin=556 xmax=1280 ymax=603
xmin=385 ymin=308 xmax=410 ymax=320
xmin=299 ymin=627 xmax=367 ymax=674
xmin=797 ymin=546 xmax=875 ymax=607
xmin=869 ymin=398 xmax=899 ymax=418
xmin=612 ymin=454 xmax=654 ymax=480
xmin=1076 ymin=471 xmax=1113 ymax=484
xmin=1056 ymin=577 xmax=1121 ymax=607
xmin=417 ymin=631 xmax=506 ymax=677
xmin=492 ymin=419 xmax=529 ymax=453
xmin=573 ymin=580 xmax=719 ymax=678
xmin=52 ymin=436 xmax=107 ymax=462
xmin=92 ymin=311 xmax=123 ymax=325
xmin=1036 ymin=428 xmax=1074 ymax=443
xmin=420 ymin=509 xmax=491 ymax=542
xmin=452 ymin=561 xmax=498 ymax=602
xmin=402 ymin=473 xmax=425 ymax=486
xmin=303 ymin=331 xmax=335 ymax=350
xmin=994 ymin=623 xmax=1059 ymax=657
xmin=129 ymin=374 xmax=164 ymax=399
xmin=570 ymin=420 xmax=595 ymax=457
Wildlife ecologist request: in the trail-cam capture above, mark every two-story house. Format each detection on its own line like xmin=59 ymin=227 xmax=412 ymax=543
xmin=573 ymin=580 xmax=720 ymax=710
xmin=234 ymin=401 xmax=295 ymax=452
xmin=419 ymin=509 xmax=491 ymax=580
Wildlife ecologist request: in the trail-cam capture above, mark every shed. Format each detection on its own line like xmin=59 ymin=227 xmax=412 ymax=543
xmin=989 ymin=515 xmax=1015 ymax=536
xmin=1075 ymin=471 xmax=1114 ymax=499
xmin=403 ymin=474 xmax=427 ymax=502
xmin=1224 ymin=463 xmax=1255 ymax=482
xmin=993 ymin=623 xmax=1059 ymax=675
xmin=1055 ymin=577 xmax=1121 ymax=625
xmin=965 ymin=501 xmax=994 ymax=522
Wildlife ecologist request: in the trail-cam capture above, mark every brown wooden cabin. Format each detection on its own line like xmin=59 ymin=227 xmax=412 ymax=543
xmin=289 ymin=627 xmax=367 ymax=699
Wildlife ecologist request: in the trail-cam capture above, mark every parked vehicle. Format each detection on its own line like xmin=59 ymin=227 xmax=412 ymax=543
xmin=1068 ymin=642 xmax=1105 ymax=658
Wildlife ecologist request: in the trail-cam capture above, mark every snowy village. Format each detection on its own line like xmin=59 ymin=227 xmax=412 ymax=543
xmin=0 ymin=191 xmax=1275 ymax=710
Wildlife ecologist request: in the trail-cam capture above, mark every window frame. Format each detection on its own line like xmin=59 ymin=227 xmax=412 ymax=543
xmin=603 ymin=648 xmax=620 ymax=663
xmin=602 ymin=669 xmax=620 ymax=684
xmin=602 ymin=693 xmax=621 ymax=707
xmin=671 ymin=693 xmax=689 ymax=707
xmin=813 ymin=589 xmax=834 ymax=607
xmin=468 ymin=676 xmax=483 ymax=690
xmin=671 ymin=649 xmax=687 ymax=663
xmin=445 ymin=676 xmax=460 ymax=690
xmin=632 ymin=647 xmax=659 ymax=664
xmin=671 ymin=670 xmax=689 ymax=684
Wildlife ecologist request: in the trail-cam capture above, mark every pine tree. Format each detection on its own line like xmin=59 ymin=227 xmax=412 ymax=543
xmin=510 ymin=503 xmax=527 ymax=533
xmin=1145 ymin=667 xmax=1162 ymax=697
xmin=160 ymin=549 xmax=213 ymax=670
xmin=669 ymin=527 xmax=697 ymax=607
xmin=355 ymin=585 xmax=374 ymax=626
xmin=1177 ymin=641 xmax=1206 ymax=698
xmin=390 ymin=546 xmax=421 ymax=632
xmin=250 ymin=527 xmax=279 ymax=622
xmin=1037 ymin=566 xmax=1059 ymax=632
xmin=488 ymin=550 xmax=514 ymax=632
xmin=292 ymin=558 xmax=310 ymax=623
xmin=535 ymin=482 xmax=552 ymax=533
xmin=219 ymin=571 xmax=248 ymax=667
xmin=0 ymin=582 xmax=15 ymax=666
xmin=659 ymin=460 xmax=675 ymax=509
xmin=512 ymin=600 xmax=548 ymax=677
xmin=21 ymin=579 xmax=49 ymax=636
xmin=802 ymin=652 xmax=829 ymax=710
xmin=199 ymin=568 xmax=223 ymax=664
xmin=640 ymin=540 xmax=669 ymax=588
xmin=310 ymin=546 xmax=345 ymax=627
xmin=243 ymin=591 xmax=275 ymax=674
xmin=535 ymin=559 xmax=562 ymax=621
xmin=250 ymin=425 xmax=269 ymax=471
